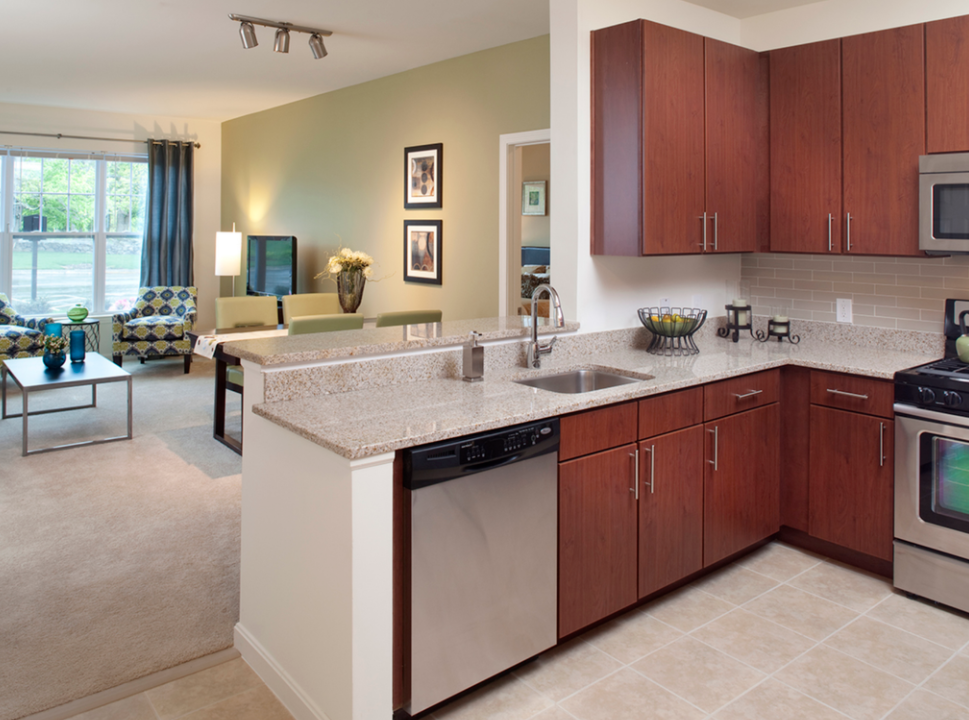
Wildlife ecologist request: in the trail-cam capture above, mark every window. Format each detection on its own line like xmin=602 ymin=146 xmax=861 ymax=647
xmin=0 ymin=150 xmax=148 ymax=317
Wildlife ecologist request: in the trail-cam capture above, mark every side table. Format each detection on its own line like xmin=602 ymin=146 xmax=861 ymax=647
xmin=56 ymin=318 xmax=101 ymax=353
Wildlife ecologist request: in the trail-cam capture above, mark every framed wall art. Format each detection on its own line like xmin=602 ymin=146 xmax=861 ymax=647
xmin=404 ymin=219 xmax=443 ymax=285
xmin=522 ymin=180 xmax=547 ymax=216
xmin=404 ymin=143 xmax=443 ymax=209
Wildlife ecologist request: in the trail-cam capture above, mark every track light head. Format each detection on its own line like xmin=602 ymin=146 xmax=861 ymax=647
xmin=308 ymin=33 xmax=327 ymax=59
xmin=273 ymin=28 xmax=290 ymax=53
xmin=239 ymin=21 xmax=258 ymax=49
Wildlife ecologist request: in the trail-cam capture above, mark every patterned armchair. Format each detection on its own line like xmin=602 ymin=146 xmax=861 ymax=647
xmin=0 ymin=293 xmax=54 ymax=360
xmin=113 ymin=286 xmax=197 ymax=373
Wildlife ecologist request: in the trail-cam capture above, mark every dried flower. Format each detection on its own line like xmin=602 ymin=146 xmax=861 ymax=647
xmin=315 ymin=245 xmax=378 ymax=283
xmin=42 ymin=334 xmax=69 ymax=354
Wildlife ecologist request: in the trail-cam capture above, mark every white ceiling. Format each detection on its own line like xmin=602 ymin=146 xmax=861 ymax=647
xmin=0 ymin=0 xmax=826 ymax=122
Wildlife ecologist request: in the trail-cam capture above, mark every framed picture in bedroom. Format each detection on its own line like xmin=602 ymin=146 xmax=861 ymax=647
xmin=522 ymin=180 xmax=547 ymax=215
xmin=404 ymin=220 xmax=443 ymax=285
xmin=404 ymin=143 xmax=443 ymax=209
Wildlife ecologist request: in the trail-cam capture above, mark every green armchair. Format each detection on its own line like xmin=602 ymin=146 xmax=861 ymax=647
xmin=113 ymin=286 xmax=197 ymax=373
xmin=0 ymin=293 xmax=54 ymax=360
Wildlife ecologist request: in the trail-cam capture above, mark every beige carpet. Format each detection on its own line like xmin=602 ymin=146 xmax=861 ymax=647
xmin=0 ymin=356 xmax=243 ymax=720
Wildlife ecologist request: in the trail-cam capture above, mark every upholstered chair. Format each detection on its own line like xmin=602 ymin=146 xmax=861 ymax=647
xmin=375 ymin=309 xmax=442 ymax=327
xmin=281 ymin=293 xmax=341 ymax=324
xmin=112 ymin=286 xmax=197 ymax=373
xmin=214 ymin=296 xmax=280 ymax=398
xmin=288 ymin=313 xmax=364 ymax=335
xmin=0 ymin=293 xmax=54 ymax=360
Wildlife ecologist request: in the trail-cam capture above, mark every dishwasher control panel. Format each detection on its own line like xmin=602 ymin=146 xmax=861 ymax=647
xmin=460 ymin=424 xmax=555 ymax=463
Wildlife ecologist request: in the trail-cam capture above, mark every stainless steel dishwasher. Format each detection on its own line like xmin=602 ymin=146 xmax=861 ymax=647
xmin=404 ymin=418 xmax=559 ymax=716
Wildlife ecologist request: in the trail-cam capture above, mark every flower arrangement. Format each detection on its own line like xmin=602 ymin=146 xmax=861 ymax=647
xmin=42 ymin=334 xmax=69 ymax=354
xmin=314 ymin=247 xmax=375 ymax=282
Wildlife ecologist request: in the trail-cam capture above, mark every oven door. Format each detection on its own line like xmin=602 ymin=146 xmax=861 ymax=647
xmin=895 ymin=404 xmax=969 ymax=560
xmin=920 ymin=171 xmax=969 ymax=253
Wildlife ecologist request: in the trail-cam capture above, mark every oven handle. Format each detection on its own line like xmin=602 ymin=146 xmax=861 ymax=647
xmin=894 ymin=402 xmax=969 ymax=426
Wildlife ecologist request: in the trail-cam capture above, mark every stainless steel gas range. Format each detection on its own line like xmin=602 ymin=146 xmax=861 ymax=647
xmin=894 ymin=298 xmax=969 ymax=613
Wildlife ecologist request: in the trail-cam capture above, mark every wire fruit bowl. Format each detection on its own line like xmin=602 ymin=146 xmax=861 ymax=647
xmin=637 ymin=307 xmax=707 ymax=355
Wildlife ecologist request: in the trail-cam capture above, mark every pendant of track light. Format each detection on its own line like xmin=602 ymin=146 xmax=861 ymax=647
xmin=229 ymin=13 xmax=332 ymax=60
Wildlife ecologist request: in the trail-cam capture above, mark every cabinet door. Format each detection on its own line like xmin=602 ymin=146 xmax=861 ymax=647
xmin=559 ymin=444 xmax=639 ymax=637
xmin=704 ymin=404 xmax=780 ymax=566
xmin=842 ymin=24 xmax=925 ymax=256
xmin=770 ymin=39 xmax=842 ymax=253
xmin=809 ymin=406 xmax=894 ymax=561
xmin=638 ymin=426 xmax=704 ymax=598
xmin=927 ymin=16 xmax=969 ymax=154
xmin=705 ymin=37 xmax=761 ymax=253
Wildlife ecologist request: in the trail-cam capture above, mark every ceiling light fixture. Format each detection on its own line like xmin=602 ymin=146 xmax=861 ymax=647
xmin=229 ymin=14 xmax=332 ymax=60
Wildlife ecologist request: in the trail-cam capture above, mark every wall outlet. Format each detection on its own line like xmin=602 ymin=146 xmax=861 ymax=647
xmin=836 ymin=298 xmax=853 ymax=323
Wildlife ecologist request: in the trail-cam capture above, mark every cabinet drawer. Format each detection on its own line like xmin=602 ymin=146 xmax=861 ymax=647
xmin=560 ymin=401 xmax=638 ymax=461
xmin=810 ymin=371 xmax=893 ymax=418
xmin=703 ymin=369 xmax=780 ymax=421
xmin=639 ymin=387 xmax=703 ymax=439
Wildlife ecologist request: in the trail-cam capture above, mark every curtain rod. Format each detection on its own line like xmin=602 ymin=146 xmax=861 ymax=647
xmin=0 ymin=130 xmax=200 ymax=149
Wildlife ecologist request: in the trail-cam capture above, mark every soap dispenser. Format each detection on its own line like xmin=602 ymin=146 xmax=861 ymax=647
xmin=463 ymin=331 xmax=484 ymax=382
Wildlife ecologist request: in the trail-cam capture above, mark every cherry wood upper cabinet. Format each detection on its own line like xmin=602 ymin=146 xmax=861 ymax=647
xmin=592 ymin=20 xmax=705 ymax=256
xmin=842 ymin=24 xmax=925 ymax=257
xmin=705 ymin=38 xmax=763 ymax=253
xmin=927 ymin=16 xmax=969 ymax=153
xmin=770 ymin=39 xmax=842 ymax=254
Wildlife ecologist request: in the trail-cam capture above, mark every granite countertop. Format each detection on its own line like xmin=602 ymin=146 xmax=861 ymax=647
xmin=225 ymin=316 xmax=580 ymax=366
xmin=253 ymin=336 xmax=937 ymax=459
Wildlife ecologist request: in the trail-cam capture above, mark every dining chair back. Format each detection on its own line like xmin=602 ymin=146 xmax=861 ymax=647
xmin=375 ymin=310 xmax=442 ymax=327
xmin=215 ymin=296 xmax=278 ymax=329
xmin=282 ymin=293 xmax=341 ymax=324
xmin=288 ymin=313 xmax=365 ymax=335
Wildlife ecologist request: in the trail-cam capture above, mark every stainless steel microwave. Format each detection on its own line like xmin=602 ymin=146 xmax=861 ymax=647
xmin=921 ymin=153 xmax=969 ymax=254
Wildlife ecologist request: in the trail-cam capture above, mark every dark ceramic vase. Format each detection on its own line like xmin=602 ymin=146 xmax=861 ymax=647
xmin=43 ymin=351 xmax=66 ymax=370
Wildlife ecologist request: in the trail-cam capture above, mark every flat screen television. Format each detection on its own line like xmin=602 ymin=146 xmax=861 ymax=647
xmin=247 ymin=235 xmax=297 ymax=299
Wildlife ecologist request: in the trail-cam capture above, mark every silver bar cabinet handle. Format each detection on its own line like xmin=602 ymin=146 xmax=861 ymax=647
xmin=713 ymin=212 xmax=718 ymax=251
xmin=699 ymin=212 xmax=707 ymax=251
xmin=707 ymin=427 xmax=718 ymax=471
xmin=630 ymin=450 xmax=640 ymax=500
xmin=828 ymin=213 xmax=833 ymax=252
xmin=879 ymin=422 xmax=885 ymax=467
xmin=642 ymin=444 xmax=655 ymax=494
xmin=733 ymin=389 xmax=764 ymax=400
xmin=846 ymin=212 xmax=852 ymax=252
xmin=826 ymin=388 xmax=869 ymax=401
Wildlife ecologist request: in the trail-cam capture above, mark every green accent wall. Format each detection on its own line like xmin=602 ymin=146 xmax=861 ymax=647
xmin=221 ymin=35 xmax=550 ymax=321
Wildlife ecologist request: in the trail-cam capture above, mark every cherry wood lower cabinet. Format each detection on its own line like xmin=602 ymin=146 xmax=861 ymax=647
xmin=558 ymin=444 xmax=639 ymax=638
xmin=638 ymin=426 xmax=704 ymax=598
xmin=809 ymin=405 xmax=894 ymax=561
xmin=704 ymin=404 xmax=780 ymax=567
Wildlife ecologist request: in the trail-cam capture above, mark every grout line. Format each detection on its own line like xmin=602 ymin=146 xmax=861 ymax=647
xmin=144 ymin=692 xmax=162 ymax=720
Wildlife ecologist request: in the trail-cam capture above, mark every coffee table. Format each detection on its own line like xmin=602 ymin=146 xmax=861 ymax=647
xmin=1 ymin=353 xmax=133 ymax=456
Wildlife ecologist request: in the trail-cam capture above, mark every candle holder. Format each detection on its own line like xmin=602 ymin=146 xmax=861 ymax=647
xmin=755 ymin=316 xmax=801 ymax=344
xmin=717 ymin=303 xmax=755 ymax=343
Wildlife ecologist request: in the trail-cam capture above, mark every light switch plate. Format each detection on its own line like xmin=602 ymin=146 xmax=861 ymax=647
xmin=837 ymin=298 xmax=853 ymax=323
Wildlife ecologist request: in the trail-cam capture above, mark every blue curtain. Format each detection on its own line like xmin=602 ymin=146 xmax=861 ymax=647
xmin=141 ymin=140 xmax=194 ymax=286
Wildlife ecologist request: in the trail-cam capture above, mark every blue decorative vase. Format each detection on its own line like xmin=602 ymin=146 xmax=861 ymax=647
xmin=45 ymin=322 xmax=62 ymax=337
xmin=43 ymin=351 xmax=66 ymax=370
xmin=70 ymin=329 xmax=86 ymax=363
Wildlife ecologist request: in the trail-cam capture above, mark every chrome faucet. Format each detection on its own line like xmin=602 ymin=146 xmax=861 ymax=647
xmin=527 ymin=284 xmax=565 ymax=368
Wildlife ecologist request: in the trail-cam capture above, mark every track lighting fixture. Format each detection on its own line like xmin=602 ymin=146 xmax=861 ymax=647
xmin=230 ymin=14 xmax=332 ymax=59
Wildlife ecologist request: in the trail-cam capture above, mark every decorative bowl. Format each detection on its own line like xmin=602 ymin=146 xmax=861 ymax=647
xmin=637 ymin=307 xmax=708 ymax=355
xmin=67 ymin=305 xmax=89 ymax=322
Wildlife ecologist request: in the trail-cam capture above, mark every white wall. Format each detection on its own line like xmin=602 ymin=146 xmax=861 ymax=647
xmin=0 ymin=102 xmax=221 ymax=330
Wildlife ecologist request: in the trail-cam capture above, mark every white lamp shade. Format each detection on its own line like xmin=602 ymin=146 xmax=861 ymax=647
xmin=215 ymin=231 xmax=242 ymax=276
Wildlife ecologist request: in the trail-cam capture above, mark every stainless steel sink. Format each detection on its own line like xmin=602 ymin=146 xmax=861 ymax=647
xmin=514 ymin=368 xmax=649 ymax=394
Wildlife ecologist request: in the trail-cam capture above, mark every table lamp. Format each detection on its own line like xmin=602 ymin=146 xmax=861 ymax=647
xmin=215 ymin=225 xmax=242 ymax=296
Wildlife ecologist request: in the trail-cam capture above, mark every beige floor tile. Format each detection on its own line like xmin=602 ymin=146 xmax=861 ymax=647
xmin=513 ymin=638 xmax=622 ymax=703
xmin=775 ymin=645 xmax=914 ymax=720
xmin=736 ymin=542 xmax=821 ymax=582
xmin=69 ymin=693 xmax=158 ymax=720
xmin=691 ymin=608 xmax=816 ymax=673
xmin=433 ymin=674 xmax=554 ymax=720
xmin=924 ymin=655 xmax=969 ymax=709
xmin=580 ymin=609 xmax=682 ymax=664
xmin=867 ymin=593 xmax=969 ymax=651
xmin=145 ymin=659 xmax=263 ymax=720
xmin=885 ymin=688 xmax=969 ymax=720
xmin=711 ymin=678 xmax=847 ymax=720
xmin=825 ymin=616 xmax=954 ymax=683
xmin=743 ymin=584 xmax=858 ymax=641
xmin=178 ymin=685 xmax=293 ymax=720
xmin=631 ymin=636 xmax=765 ymax=713
xmin=691 ymin=564 xmax=779 ymax=606
xmin=644 ymin=586 xmax=734 ymax=633
xmin=788 ymin=561 xmax=892 ymax=612
xmin=531 ymin=707 xmax=579 ymax=720
xmin=560 ymin=667 xmax=705 ymax=720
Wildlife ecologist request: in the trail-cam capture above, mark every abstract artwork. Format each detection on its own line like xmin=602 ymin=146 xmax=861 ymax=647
xmin=404 ymin=219 xmax=442 ymax=285
xmin=404 ymin=143 xmax=443 ymax=209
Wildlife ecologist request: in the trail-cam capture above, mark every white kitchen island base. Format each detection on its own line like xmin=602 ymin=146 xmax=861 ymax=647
xmin=237 ymin=410 xmax=395 ymax=720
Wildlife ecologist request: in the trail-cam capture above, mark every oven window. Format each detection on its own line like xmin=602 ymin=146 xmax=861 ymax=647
xmin=933 ymin=184 xmax=969 ymax=239
xmin=920 ymin=434 xmax=969 ymax=533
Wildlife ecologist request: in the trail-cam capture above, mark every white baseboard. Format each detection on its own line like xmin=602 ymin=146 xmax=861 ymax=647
xmin=20 ymin=647 xmax=241 ymax=720
xmin=234 ymin=623 xmax=331 ymax=720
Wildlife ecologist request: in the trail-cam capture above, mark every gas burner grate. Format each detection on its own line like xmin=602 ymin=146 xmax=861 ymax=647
xmin=915 ymin=357 xmax=969 ymax=378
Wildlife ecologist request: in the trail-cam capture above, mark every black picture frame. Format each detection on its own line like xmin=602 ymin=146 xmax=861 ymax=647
xmin=404 ymin=220 xmax=443 ymax=285
xmin=404 ymin=143 xmax=443 ymax=209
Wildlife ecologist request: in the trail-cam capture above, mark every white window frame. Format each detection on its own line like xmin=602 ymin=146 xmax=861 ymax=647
xmin=0 ymin=148 xmax=147 ymax=316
